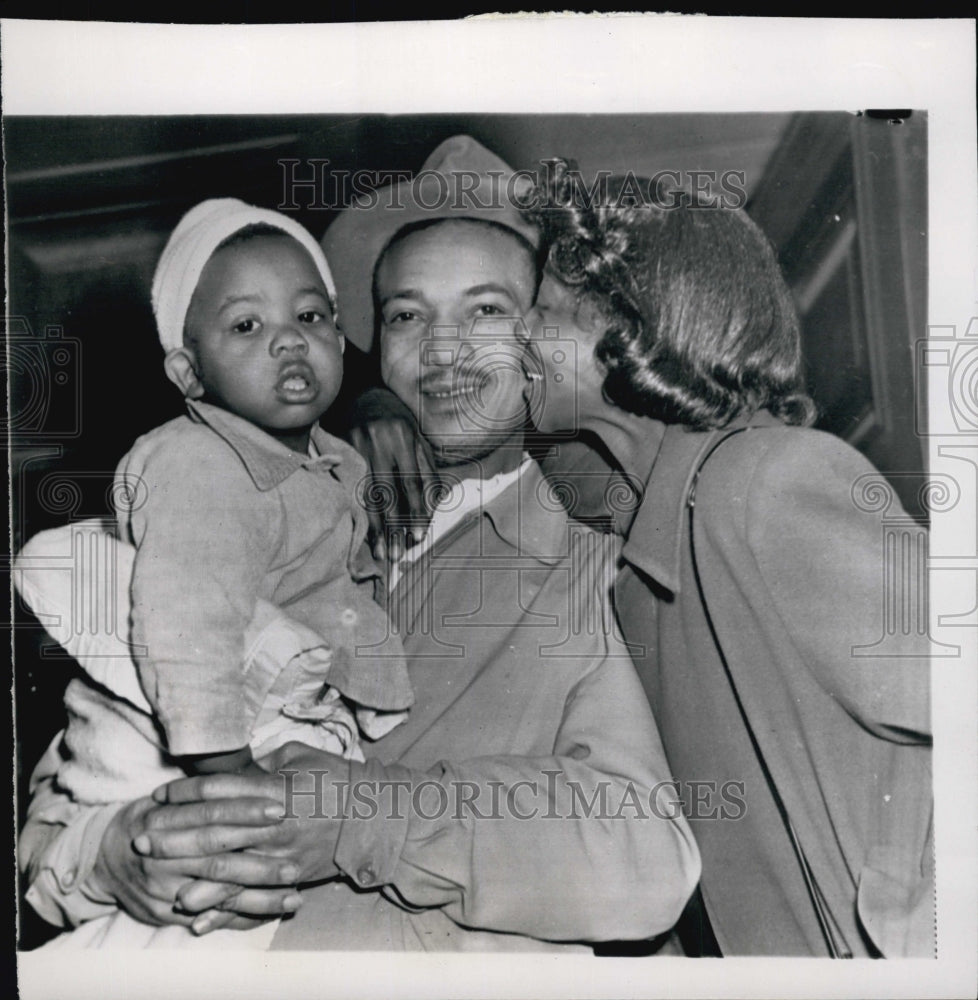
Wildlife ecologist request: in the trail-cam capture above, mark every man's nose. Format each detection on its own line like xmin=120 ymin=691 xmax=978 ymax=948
xmin=270 ymin=322 xmax=308 ymax=354
xmin=423 ymin=323 xmax=462 ymax=367
xmin=421 ymin=342 xmax=455 ymax=368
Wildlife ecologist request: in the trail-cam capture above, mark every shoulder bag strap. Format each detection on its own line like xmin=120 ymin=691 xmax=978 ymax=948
xmin=686 ymin=426 xmax=853 ymax=959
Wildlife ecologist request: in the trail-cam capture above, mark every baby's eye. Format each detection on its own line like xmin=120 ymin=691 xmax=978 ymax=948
xmin=298 ymin=310 xmax=326 ymax=324
xmin=232 ymin=318 xmax=260 ymax=335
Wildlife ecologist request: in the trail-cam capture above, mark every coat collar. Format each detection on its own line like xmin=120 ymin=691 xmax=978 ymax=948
xmin=185 ymin=399 xmax=356 ymax=492
xmin=620 ymin=410 xmax=782 ymax=595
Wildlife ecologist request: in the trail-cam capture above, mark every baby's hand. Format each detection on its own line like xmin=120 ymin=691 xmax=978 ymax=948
xmin=348 ymin=388 xmax=438 ymax=562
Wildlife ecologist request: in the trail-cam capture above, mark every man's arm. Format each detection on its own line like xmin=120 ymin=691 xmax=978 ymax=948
xmin=333 ymin=650 xmax=700 ymax=944
xmin=20 ymin=720 xmax=302 ymax=933
xmin=150 ymin=658 xmax=701 ymax=946
xmin=146 ymin=618 xmax=700 ymax=944
xmin=20 ymin=734 xmax=127 ymax=928
xmin=138 ymin=524 xmax=699 ymax=944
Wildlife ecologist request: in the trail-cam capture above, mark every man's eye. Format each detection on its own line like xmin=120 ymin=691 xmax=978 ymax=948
xmin=232 ymin=318 xmax=259 ymax=334
xmin=474 ymin=304 xmax=506 ymax=317
xmin=387 ymin=311 xmax=419 ymax=324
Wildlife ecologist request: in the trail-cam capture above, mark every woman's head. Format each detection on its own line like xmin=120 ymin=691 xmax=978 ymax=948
xmin=525 ymin=161 xmax=815 ymax=431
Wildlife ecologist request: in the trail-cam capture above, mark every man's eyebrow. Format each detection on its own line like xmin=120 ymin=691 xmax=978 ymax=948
xmin=380 ymin=282 xmax=521 ymax=308
xmin=464 ymin=283 xmax=518 ymax=299
xmin=379 ymin=288 xmax=426 ymax=308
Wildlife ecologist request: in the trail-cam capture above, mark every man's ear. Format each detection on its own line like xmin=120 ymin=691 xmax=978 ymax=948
xmin=163 ymin=348 xmax=205 ymax=399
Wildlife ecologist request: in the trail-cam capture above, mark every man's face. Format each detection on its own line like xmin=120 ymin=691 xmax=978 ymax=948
xmin=376 ymin=221 xmax=536 ymax=466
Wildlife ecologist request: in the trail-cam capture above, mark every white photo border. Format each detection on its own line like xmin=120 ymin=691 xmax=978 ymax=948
xmin=3 ymin=15 xmax=976 ymax=1000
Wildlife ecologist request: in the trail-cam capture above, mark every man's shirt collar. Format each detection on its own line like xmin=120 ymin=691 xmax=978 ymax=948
xmin=480 ymin=456 xmax=581 ymax=567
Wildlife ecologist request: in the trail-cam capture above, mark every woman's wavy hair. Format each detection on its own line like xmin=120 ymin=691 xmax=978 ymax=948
xmin=524 ymin=160 xmax=816 ymax=429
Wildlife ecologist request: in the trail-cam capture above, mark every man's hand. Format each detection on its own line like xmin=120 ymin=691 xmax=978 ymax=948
xmin=348 ymin=389 xmax=438 ymax=562
xmin=145 ymin=743 xmax=349 ymax=933
xmin=89 ymin=792 xmax=302 ymax=933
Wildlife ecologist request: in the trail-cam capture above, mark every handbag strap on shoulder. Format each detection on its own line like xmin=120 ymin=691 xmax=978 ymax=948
xmin=684 ymin=424 xmax=853 ymax=958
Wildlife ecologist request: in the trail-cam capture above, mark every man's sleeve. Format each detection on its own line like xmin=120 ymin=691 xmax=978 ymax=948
xmin=125 ymin=433 xmax=276 ymax=756
xmin=333 ymin=646 xmax=700 ymax=943
xmin=19 ymin=733 xmax=125 ymax=928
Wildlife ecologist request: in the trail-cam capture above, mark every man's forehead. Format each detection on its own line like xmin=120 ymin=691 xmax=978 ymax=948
xmin=377 ymin=219 xmax=535 ymax=291
xmin=391 ymin=219 xmax=529 ymax=261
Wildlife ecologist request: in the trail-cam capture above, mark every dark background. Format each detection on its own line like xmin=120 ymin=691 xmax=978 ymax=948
xmin=5 ymin=111 xmax=928 ymax=948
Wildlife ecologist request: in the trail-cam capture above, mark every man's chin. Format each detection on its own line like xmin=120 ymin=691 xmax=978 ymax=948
xmin=427 ymin=432 xmax=527 ymax=470
xmin=428 ymin=437 xmax=500 ymax=468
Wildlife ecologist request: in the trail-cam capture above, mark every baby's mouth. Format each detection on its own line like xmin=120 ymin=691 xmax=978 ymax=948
xmin=276 ymin=364 xmax=319 ymax=399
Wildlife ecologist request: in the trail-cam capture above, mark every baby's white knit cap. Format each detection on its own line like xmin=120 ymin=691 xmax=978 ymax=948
xmin=152 ymin=198 xmax=338 ymax=354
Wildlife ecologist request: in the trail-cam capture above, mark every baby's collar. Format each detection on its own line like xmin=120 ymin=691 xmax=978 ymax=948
xmin=185 ymin=399 xmax=346 ymax=491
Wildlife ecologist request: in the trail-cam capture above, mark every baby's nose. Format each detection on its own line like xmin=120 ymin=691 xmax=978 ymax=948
xmin=271 ymin=323 xmax=308 ymax=352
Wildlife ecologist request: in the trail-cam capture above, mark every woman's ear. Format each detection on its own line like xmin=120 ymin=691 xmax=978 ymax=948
xmin=163 ymin=348 xmax=205 ymax=399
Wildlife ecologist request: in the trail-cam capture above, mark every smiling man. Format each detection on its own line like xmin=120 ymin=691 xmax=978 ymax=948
xmin=375 ymin=217 xmax=537 ymax=477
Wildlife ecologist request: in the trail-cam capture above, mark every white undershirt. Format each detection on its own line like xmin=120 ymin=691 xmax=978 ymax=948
xmin=388 ymin=454 xmax=534 ymax=592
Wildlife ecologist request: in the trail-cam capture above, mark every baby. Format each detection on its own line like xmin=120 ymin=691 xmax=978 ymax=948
xmin=18 ymin=197 xmax=412 ymax=787
xmin=15 ymin=199 xmax=413 ymax=948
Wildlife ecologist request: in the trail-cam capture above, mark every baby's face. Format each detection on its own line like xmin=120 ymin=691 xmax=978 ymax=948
xmin=184 ymin=234 xmax=343 ymax=441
